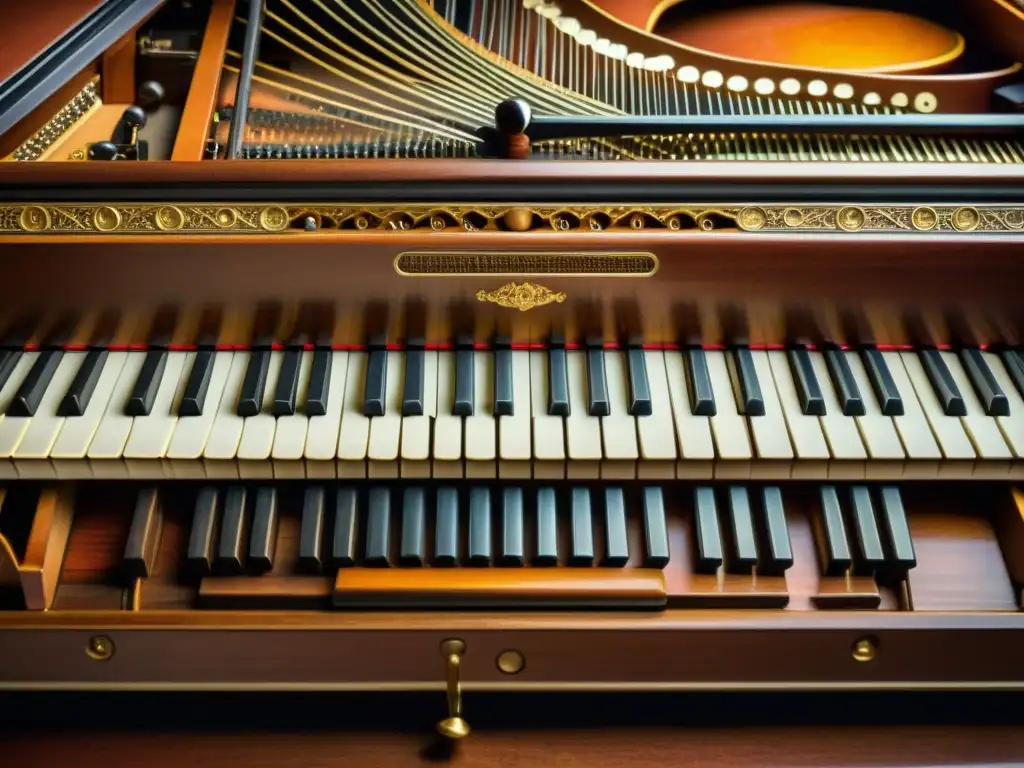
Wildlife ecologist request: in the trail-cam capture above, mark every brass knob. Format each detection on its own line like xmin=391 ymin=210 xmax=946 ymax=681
xmin=437 ymin=638 xmax=470 ymax=740
xmin=86 ymin=635 xmax=115 ymax=661
xmin=852 ymin=636 xmax=878 ymax=663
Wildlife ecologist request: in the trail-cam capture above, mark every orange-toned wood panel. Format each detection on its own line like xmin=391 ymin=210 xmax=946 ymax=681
xmin=0 ymin=0 xmax=105 ymax=84
xmin=101 ymin=29 xmax=137 ymax=103
xmin=0 ymin=64 xmax=97 ymax=159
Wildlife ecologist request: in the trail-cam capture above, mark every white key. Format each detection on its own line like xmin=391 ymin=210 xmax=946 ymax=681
xmin=636 ymin=351 xmax=676 ymax=479
xmin=400 ymin=350 xmax=436 ymax=478
xmin=368 ymin=351 xmax=403 ymax=477
xmin=12 ymin=353 xmax=87 ymax=467
xmin=705 ymin=350 xmax=753 ymax=478
xmin=881 ymin=351 xmax=941 ymax=478
xmin=530 ymin=350 xmax=565 ymax=479
xmin=165 ymin=352 xmax=235 ymax=478
xmin=985 ymin=352 xmax=1024 ymax=463
xmin=465 ymin=351 xmax=496 ymax=478
xmin=87 ymin=352 xmax=148 ymax=477
xmin=432 ymin=351 xmax=462 ymax=477
xmin=565 ymin=350 xmax=601 ymax=478
xmin=50 ymin=352 xmax=128 ymax=478
xmin=899 ymin=352 xmax=975 ymax=477
xmin=498 ymin=351 xmax=531 ymax=478
xmin=304 ymin=351 xmax=349 ymax=478
xmin=808 ymin=351 xmax=867 ymax=478
xmin=236 ymin=351 xmax=284 ymax=476
xmin=746 ymin=351 xmax=793 ymax=476
xmin=337 ymin=351 xmax=370 ymax=477
xmin=201 ymin=351 xmax=249 ymax=477
xmin=664 ymin=351 xmax=715 ymax=479
xmin=844 ymin=351 xmax=905 ymax=476
xmin=272 ymin=351 xmax=315 ymax=477
xmin=122 ymin=351 xmax=193 ymax=461
xmin=600 ymin=351 xmax=638 ymax=479
xmin=941 ymin=351 xmax=1012 ymax=474
xmin=767 ymin=351 xmax=829 ymax=478
xmin=0 ymin=352 xmax=41 ymax=471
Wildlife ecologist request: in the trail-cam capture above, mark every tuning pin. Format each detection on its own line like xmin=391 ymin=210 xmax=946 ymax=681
xmin=88 ymin=141 xmax=120 ymax=161
xmin=137 ymin=81 xmax=165 ymax=111
xmin=122 ymin=105 xmax=148 ymax=129
xmin=625 ymin=51 xmax=645 ymax=68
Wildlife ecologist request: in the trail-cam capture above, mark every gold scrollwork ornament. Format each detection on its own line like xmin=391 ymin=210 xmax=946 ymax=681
xmin=911 ymin=206 xmax=938 ymax=231
xmin=836 ymin=206 xmax=866 ymax=232
xmin=155 ymin=205 xmax=185 ymax=231
xmin=951 ymin=207 xmax=980 ymax=232
xmin=19 ymin=205 xmax=51 ymax=231
xmin=476 ymin=282 xmax=567 ymax=312
xmin=259 ymin=205 xmax=290 ymax=232
xmin=92 ymin=206 xmax=122 ymax=232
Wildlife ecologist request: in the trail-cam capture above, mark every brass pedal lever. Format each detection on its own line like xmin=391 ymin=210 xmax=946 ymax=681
xmin=437 ymin=638 xmax=470 ymax=740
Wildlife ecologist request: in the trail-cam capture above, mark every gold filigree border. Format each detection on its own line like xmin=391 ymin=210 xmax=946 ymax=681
xmin=0 ymin=203 xmax=1021 ymax=234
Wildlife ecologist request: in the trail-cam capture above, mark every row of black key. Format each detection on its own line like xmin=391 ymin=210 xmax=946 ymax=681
xmin=815 ymin=485 xmax=917 ymax=578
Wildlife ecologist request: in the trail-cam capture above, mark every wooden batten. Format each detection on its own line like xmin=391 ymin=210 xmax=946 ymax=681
xmin=996 ymin=488 xmax=1024 ymax=608
xmin=19 ymin=486 xmax=76 ymax=610
xmin=100 ymin=28 xmax=137 ymax=104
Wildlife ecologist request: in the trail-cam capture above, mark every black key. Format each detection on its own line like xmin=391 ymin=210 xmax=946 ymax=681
xmin=434 ymin=487 xmax=459 ymax=566
xmin=217 ymin=487 xmax=248 ymax=574
xmin=125 ymin=350 xmax=168 ymax=417
xmin=548 ymin=347 xmax=570 ymax=417
xmin=494 ymin=348 xmax=514 ymax=416
xmin=122 ymin=488 xmax=163 ymax=579
xmin=733 ymin=348 xmax=764 ymax=416
xmin=186 ymin=487 xmax=219 ymax=577
xmin=570 ymin=487 xmax=594 ymax=566
xmin=402 ymin=348 xmax=425 ymax=416
xmin=849 ymin=486 xmax=885 ymax=572
xmin=788 ymin=349 xmax=826 ymax=416
xmin=816 ymin=486 xmax=852 ymax=576
xmin=920 ymin=350 xmax=966 ymax=417
xmin=535 ymin=487 xmax=559 ymax=565
xmin=862 ymin=349 xmax=903 ymax=416
xmin=365 ymin=487 xmax=391 ymax=566
xmin=400 ymin=487 xmax=426 ymax=566
xmin=273 ymin=350 xmax=302 ymax=416
xmin=248 ymin=487 xmax=278 ymax=573
xmin=0 ymin=351 xmax=22 ymax=392
xmin=501 ymin=487 xmax=525 ymax=565
xmin=178 ymin=350 xmax=214 ymax=417
xmin=878 ymin=486 xmax=917 ymax=572
xmin=824 ymin=350 xmax=864 ymax=417
xmin=642 ymin=487 xmax=670 ymax=568
xmin=961 ymin=349 xmax=1009 ymax=417
xmin=468 ymin=487 xmax=492 ymax=565
xmin=453 ymin=349 xmax=475 ymax=416
xmin=237 ymin=350 xmax=270 ymax=417
xmin=298 ymin=486 xmax=325 ymax=573
xmin=726 ymin=486 xmax=758 ymax=574
xmin=602 ymin=487 xmax=629 ymax=567
xmin=306 ymin=349 xmax=332 ymax=416
xmin=1001 ymin=350 xmax=1024 ymax=400
xmin=332 ymin=487 xmax=358 ymax=567
xmin=686 ymin=349 xmax=716 ymax=416
xmin=758 ymin=487 xmax=793 ymax=575
xmin=586 ymin=348 xmax=610 ymax=416
xmin=627 ymin=348 xmax=652 ymax=416
xmin=693 ymin=487 xmax=723 ymax=574
xmin=363 ymin=349 xmax=387 ymax=416
xmin=8 ymin=350 xmax=63 ymax=417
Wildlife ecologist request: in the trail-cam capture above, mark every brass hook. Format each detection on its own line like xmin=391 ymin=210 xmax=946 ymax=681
xmin=437 ymin=638 xmax=470 ymax=740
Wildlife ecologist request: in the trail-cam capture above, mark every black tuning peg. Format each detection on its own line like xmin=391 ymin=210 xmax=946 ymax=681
xmin=137 ymin=81 xmax=165 ymax=111
xmin=122 ymin=105 xmax=148 ymax=130
xmin=88 ymin=141 xmax=120 ymax=161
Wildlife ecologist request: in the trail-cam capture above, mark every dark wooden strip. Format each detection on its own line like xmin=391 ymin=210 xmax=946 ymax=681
xmin=122 ymin=488 xmax=163 ymax=579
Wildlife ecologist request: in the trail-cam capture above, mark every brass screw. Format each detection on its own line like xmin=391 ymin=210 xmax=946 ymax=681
xmin=851 ymin=637 xmax=877 ymax=663
xmin=496 ymin=650 xmax=525 ymax=675
xmin=86 ymin=635 xmax=115 ymax=662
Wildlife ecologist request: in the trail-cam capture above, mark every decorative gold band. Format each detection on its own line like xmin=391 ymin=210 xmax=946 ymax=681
xmin=0 ymin=202 xmax=1020 ymax=235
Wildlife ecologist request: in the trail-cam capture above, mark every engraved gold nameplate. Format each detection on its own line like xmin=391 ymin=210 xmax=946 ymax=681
xmin=394 ymin=251 xmax=658 ymax=276
xmin=476 ymin=282 xmax=566 ymax=312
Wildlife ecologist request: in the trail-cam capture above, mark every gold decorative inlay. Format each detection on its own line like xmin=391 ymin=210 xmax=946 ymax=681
xmin=476 ymin=282 xmax=567 ymax=312
xmin=395 ymin=251 xmax=658 ymax=276
xmin=0 ymin=204 xmax=1022 ymax=235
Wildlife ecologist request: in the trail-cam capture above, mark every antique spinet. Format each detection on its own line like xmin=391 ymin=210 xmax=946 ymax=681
xmin=1 ymin=0 xmax=1023 ymax=738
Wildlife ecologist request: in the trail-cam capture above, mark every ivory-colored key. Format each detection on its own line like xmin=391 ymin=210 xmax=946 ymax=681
xmin=808 ymin=352 xmax=867 ymax=479
xmin=899 ymin=352 xmax=975 ymax=478
xmin=304 ymin=351 xmax=349 ymax=479
xmin=11 ymin=353 xmax=87 ymax=479
xmin=201 ymin=351 xmax=249 ymax=479
xmin=87 ymin=352 xmax=148 ymax=478
xmin=941 ymin=351 xmax=1012 ymax=476
xmin=0 ymin=352 xmax=41 ymax=477
xmin=746 ymin=351 xmax=793 ymax=478
xmin=881 ymin=351 xmax=941 ymax=478
xmin=272 ymin=350 xmax=314 ymax=478
xmin=844 ymin=351 xmax=905 ymax=477
xmin=50 ymin=352 xmax=128 ymax=479
xmin=368 ymin=350 xmax=403 ymax=478
xmin=498 ymin=350 xmax=531 ymax=479
xmin=530 ymin=350 xmax=565 ymax=479
xmin=704 ymin=350 xmax=753 ymax=479
xmin=600 ymin=350 xmax=639 ymax=479
xmin=664 ymin=351 xmax=715 ymax=479
xmin=400 ymin=350 xmax=436 ymax=478
xmin=565 ymin=350 xmax=601 ymax=479
xmin=465 ymin=350 xmax=496 ymax=478
xmin=767 ymin=350 xmax=829 ymax=479
xmin=235 ymin=351 xmax=284 ymax=478
xmin=636 ymin=351 xmax=677 ymax=479
xmin=336 ymin=351 xmax=369 ymax=478
xmin=432 ymin=350 xmax=462 ymax=478
xmin=166 ymin=351 xmax=235 ymax=479
xmin=985 ymin=352 xmax=1024 ymax=473
xmin=122 ymin=351 xmax=193 ymax=478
